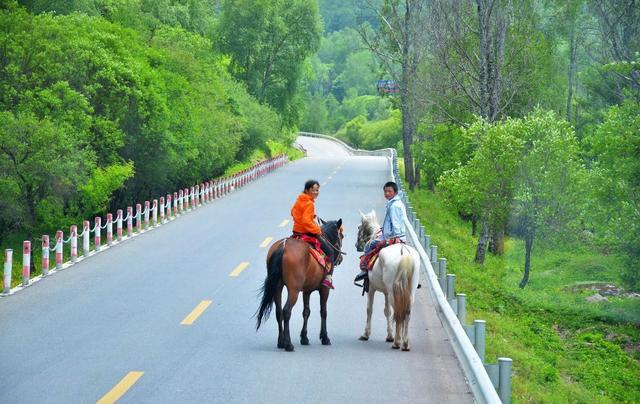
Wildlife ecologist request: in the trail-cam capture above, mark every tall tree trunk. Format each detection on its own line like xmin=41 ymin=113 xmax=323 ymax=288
xmin=475 ymin=220 xmax=489 ymax=264
xmin=519 ymin=231 xmax=534 ymax=288
xmin=476 ymin=0 xmax=510 ymax=122
xmin=489 ymin=227 xmax=505 ymax=255
xmin=471 ymin=216 xmax=478 ymax=236
xmin=401 ymin=102 xmax=415 ymax=190
xmin=566 ymin=23 xmax=577 ymax=122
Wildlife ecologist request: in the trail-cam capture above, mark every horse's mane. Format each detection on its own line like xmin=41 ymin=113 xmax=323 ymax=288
xmin=361 ymin=210 xmax=381 ymax=241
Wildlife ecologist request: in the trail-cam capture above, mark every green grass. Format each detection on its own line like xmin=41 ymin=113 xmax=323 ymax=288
xmin=408 ymin=187 xmax=640 ymax=403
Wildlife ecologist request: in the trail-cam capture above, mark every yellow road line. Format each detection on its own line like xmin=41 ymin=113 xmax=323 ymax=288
xmin=278 ymin=219 xmax=289 ymax=227
xmin=97 ymin=371 xmax=144 ymax=404
xmin=229 ymin=262 xmax=250 ymax=277
xmin=180 ymin=300 xmax=213 ymax=325
xmin=259 ymin=237 xmax=273 ymax=248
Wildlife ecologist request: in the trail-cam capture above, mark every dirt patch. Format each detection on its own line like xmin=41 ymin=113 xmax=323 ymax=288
xmin=565 ymin=282 xmax=623 ymax=296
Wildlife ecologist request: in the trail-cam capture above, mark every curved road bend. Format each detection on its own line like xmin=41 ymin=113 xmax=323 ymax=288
xmin=0 ymin=136 xmax=472 ymax=403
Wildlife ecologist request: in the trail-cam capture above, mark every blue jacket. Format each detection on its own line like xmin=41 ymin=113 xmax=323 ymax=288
xmin=382 ymin=194 xmax=406 ymax=241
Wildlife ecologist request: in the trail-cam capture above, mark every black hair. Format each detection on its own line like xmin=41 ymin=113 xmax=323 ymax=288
xmin=383 ymin=181 xmax=398 ymax=193
xmin=304 ymin=179 xmax=320 ymax=191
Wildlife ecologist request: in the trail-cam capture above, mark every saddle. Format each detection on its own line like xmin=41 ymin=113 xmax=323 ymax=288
xmin=291 ymin=233 xmax=332 ymax=273
xmin=360 ymin=238 xmax=405 ymax=272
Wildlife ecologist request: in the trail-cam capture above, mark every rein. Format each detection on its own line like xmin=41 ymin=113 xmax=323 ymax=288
xmin=319 ymin=235 xmax=346 ymax=256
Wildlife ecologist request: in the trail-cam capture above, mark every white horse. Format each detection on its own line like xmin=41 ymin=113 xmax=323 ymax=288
xmin=356 ymin=210 xmax=421 ymax=351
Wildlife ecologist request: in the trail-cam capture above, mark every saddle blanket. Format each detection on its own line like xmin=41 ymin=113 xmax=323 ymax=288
xmin=291 ymin=233 xmax=331 ymax=272
xmin=360 ymin=238 xmax=404 ymax=272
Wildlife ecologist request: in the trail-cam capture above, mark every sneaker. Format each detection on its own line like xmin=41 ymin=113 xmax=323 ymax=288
xmin=354 ymin=269 xmax=368 ymax=283
xmin=322 ymin=276 xmax=335 ymax=289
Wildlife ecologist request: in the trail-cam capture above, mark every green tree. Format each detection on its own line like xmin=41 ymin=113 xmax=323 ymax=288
xmin=509 ymin=109 xmax=583 ymax=288
xmin=586 ymin=100 xmax=640 ymax=289
xmin=0 ymin=111 xmax=95 ymax=236
xmin=217 ymin=0 xmax=322 ymax=127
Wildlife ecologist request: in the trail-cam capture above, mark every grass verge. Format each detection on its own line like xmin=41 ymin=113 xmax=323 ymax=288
xmin=408 ymin=187 xmax=640 ymax=403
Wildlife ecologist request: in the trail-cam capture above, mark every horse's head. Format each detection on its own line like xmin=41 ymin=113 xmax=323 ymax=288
xmin=356 ymin=210 xmax=380 ymax=252
xmin=321 ymin=219 xmax=345 ymax=266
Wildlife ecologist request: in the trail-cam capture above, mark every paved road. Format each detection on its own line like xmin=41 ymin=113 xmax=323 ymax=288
xmin=0 ymin=136 xmax=472 ymax=403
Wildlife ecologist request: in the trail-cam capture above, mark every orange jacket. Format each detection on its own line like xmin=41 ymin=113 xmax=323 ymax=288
xmin=291 ymin=193 xmax=321 ymax=235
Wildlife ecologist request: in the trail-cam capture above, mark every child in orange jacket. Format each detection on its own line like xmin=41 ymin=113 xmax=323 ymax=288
xmin=290 ymin=179 xmax=334 ymax=289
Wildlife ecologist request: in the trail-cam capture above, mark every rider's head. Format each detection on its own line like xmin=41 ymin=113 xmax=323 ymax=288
xmin=383 ymin=181 xmax=398 ymax=200
xmin=304 ymin=179 xmax=320 ymax=200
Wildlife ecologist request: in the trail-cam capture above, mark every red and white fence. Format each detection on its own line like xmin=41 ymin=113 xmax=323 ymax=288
xmin=1 ymin=154 xmax=289 ymax=296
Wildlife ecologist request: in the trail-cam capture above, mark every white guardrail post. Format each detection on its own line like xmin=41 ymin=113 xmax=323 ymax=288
xmin=3 ymin=249 xmax=12 ymax=294
xmin=22 ymin=241 xmax=30 ymax=287
xmin=42 ymin=235 xmax=50 ymax=276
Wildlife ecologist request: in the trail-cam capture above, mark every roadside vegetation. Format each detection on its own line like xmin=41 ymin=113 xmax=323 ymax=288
xmin=409 ymin=187 xmax=640 ymax=403
xmin=0 ymin=0 xmax=320 ymax=282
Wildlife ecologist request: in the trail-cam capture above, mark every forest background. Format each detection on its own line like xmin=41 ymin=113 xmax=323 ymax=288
xmin=0 ymin=0 xmax=639 ymax=402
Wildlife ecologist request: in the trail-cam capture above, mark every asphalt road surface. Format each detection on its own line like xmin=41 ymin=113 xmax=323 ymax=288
xmin=0 ymin=136 xmax=472 ymax=403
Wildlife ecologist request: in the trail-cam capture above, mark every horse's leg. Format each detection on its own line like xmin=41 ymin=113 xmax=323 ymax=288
xmin=282 ymin=286 xmax=299 ymax=352
xmin=402 ymin=309 xmax=411 ymax=351
xmin=319 ymin=287 xmax=331 ymax=345
xmin=300 ymin=291 xmax=311 ymax=345
xmin=359 ymin=290 xmax=375 ymax=341
xmin=384 ymin=293 xmax=394 ymax=343
xmin=275 ymin=283 xmax=285 ymax=349
xmin=392 ymin=317 xmax=402 ymax=349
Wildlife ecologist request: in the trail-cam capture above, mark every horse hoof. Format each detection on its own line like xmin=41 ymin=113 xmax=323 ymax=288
xmin=386 ymin=336 xmax=394 ymax=343
xmin=277 ymin=342 xmax=285 ymax=349
xmin=321 ymin=338 xmax=332 ymax=346
xmin=301 ymin=338 xmax=309 ymax=345
xmin=402 ymin=347 xmax=410 ymax=352
xmin=392 ymin=344 xmax=400 ymax=350
xmin=359 ymin=335 xmax=369 ymax=341
xmin=285 ymin=344 xmax=295 ymax=352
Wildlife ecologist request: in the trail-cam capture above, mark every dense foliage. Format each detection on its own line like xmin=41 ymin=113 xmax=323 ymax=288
xmin=0 ymin=0 xmax=307 ymax=242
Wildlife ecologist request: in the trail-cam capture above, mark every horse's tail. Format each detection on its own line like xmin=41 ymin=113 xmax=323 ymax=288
xmin=393 ymin=254 xmax=414 ymax=324
xmin=255 ymin=244 xmax=284 ymax=330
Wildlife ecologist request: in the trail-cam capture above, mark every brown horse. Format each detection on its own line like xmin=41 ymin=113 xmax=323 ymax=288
xmin=255 ymin=219 xmax=344 ymax=351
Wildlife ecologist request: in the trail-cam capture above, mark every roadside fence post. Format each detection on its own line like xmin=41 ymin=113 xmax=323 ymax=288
xmin=439 ymin=258 xmax=447 ymax=293
xmin=126 ymin=207 xmax=133 ymax=237
xmin=474 ymin=320 xmax=486 ymax=362
xmin=152 ymin=200 xmax=158 ymax=227
xmin=498 ymin=358 xmax=513 ymax=404
xmin=447 ymin=273 xmax=456 ymax=304
xmin=116 ymin=210 xmax=123 ymax=241
xmin=94 ymin=217 xmax=101 ymax=252
xmin=159 ymin=197 xmax=165 ymax=223
xmin=106 ymin=214 xmax=113 ymax=246
xmin=144 ymin=201 xmax=150 ymax=229
xmin=55 ymin=231 xmax=63 ymax=270
xmin=136 ymin=204 xmax=142 ymax=233
xmin=22 ymin=241 xmax=30 ymax=287
xmin=83 ymin=220 xmax=90 ymax=256
xmin=70 ymin=225 xmax=78 ymax=263
xmin=42 ymin=235 xmax=50 ymax=276
xmin=457 ymin=294 xmax=467 ymax=324
xmin=3 ymin=249 xmax=12 ymax=294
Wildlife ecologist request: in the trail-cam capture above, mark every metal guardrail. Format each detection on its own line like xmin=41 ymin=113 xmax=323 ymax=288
xmin=299 ymin=132 xmax=512 ymax=404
